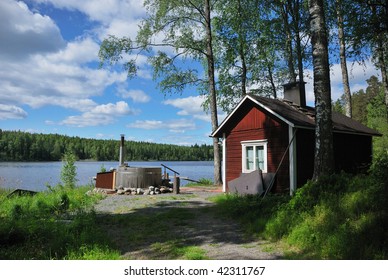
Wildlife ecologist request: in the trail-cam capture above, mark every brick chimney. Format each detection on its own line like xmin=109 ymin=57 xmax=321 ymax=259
xmin=283 ymin=81 xmax=306 ymax=107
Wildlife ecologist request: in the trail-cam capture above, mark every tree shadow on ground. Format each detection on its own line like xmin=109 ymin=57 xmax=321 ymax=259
xmin=95 ymin=196 xmax=283 ymax=260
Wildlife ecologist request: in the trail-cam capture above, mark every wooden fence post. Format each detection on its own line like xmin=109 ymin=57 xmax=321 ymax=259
xmin=173 ymin=174 xmax=180 ymax=194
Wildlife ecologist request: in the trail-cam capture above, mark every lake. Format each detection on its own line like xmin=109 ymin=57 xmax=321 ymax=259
xmin=0 ymin=161 xmax=215 ymax=192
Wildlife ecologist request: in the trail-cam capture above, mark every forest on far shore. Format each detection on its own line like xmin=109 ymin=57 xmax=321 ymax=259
xmin=0 ymin=130 xmax=214 ymax=162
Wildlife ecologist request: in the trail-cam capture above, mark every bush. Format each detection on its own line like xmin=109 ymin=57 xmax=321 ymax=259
xmin=265 ymin=168 xmax=388 ymax=259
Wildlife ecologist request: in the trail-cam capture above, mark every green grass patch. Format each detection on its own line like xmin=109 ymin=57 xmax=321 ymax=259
xmin=151 ymin=240 xmax=208 ymax=260
xmin=212 ymin=153 xmax=388 ymax=259
xmin=0 ymin=185 xmax=119 ymax=259
xmin=185 ymin=178 xmax=214 ymax=187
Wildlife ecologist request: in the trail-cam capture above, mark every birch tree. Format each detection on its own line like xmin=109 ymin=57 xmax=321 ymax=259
xmin=335 ymin=0 xmax=352 ymax=117
xmin=309 ymin=0 xmax=335 ymax=179
xmin=99 ymin=0 xmax=222 ymax=185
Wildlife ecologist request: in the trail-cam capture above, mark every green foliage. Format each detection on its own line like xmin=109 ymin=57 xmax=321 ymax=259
xmin=0 ymin=130 xmax=213 ymax=162
xmin=367 ymin=89 xmax=388 ymax=155
xmin=213 ymin=157 xmax=388 ymax=259
xmin=334 ymin=75 xmax=387 ymax=156
xmin=60 ymin=152 xmax=78 ymax=189
xmin=100 ymin=164 xmax=107 ymax=173
xmin=0 ymin=186 xmax=117 ymax=259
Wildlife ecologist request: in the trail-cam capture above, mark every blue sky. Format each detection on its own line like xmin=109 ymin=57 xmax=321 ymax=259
xmin=0 ymin=0 xmax=381 ymax=145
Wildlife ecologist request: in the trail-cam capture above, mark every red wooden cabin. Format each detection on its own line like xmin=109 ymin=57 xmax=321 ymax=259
xmin=211 ymin=82 xmax=381 ymax=195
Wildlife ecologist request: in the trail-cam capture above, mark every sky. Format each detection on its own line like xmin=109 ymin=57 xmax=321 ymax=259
xmin=0 ymin=0 xmax=381 ymax=145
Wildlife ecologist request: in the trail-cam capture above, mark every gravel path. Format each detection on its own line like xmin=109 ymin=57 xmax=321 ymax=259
xmin=93 ymin=187 xmax=283 ymax=260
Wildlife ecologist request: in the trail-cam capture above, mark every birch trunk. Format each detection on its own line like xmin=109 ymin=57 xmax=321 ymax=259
xmin=309 ymin=0 xmax=334 ymax=179
xmin=205 ymin=0 xmax=222 ymax=185
xmin=336 ymin=0 xmax=352 ymax=118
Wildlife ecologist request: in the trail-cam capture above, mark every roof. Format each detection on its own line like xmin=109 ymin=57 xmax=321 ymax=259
xmin=211 ymin=94 xmax=382 ymax=138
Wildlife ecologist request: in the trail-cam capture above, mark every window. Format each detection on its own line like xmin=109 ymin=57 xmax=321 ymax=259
xmin=241 ymin=140 xmax=268 ymax=173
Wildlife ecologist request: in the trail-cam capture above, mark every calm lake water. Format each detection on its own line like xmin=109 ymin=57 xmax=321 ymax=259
xmin=0 ymin=161 xmax=214 ymax=192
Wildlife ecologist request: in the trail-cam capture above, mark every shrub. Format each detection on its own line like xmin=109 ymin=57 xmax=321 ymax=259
xmin=60 ymin=151 xmax=78 ymax=189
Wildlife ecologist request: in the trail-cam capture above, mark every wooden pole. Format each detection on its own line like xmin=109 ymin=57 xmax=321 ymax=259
xmin=173 ymin=174 xmax=180 ymax=194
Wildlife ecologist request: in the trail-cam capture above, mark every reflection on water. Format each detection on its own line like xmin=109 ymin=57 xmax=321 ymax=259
xmin=0 ymin=161 xmax=214 ymax=191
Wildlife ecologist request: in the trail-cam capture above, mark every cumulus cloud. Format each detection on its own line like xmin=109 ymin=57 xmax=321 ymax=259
xmin=303 ymin=59 xmax=380 ymax=105
xmin=61 ymin=101 xmax=138 ymax=127
xmin=45 ymin=37 xmax=100 ymax=64
xmin=0 ymin=104 xmax=28 ymax=120
xmin=163 ymin=95 xmax=227 ymax=123
xmin=127 ymin=119 xmax=196 ymax=133
xmin=32 ymin=0 xmax=146 ymax=40
xmin=0 ymin=0 xmax=65 ymax=59
xmin=0 ymin=1 xmax=129 ymax=113
xmin=32 ymin=0 xmax=146 ymax=24
xmin=163 ymin=96 xmax=209 ymax=122
xmin=117 ymin=87 xmax=151 ymax=103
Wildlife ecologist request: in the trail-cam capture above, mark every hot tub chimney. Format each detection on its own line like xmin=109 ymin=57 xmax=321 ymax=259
xmin=119 ymin=134 xmax=125 ymax=166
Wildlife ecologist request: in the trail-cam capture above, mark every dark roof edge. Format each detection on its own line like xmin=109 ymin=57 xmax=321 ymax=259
xmin=294 ymin=125 xmax=383 ymax=137
xmin=211 ymin=95 xmax=382 ymax=138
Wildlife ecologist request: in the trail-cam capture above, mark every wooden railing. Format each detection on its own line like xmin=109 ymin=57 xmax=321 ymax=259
xmin=161 ymin=164 xmax=180 ymax=194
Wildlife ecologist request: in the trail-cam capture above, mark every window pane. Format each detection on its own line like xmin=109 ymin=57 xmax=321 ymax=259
xmin=255 ymin=146 xmax=264 ymax=170
xmin=246 ymin=146 xmax=254 ymax=170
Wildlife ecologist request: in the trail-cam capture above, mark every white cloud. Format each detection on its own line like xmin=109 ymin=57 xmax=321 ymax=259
xmin=128 ymin=120 xmax=162 ymax=130
xmin=61 ymin=101 xmax=138 ymax=127
xmin=117 ymin=87 xmax=151 ymax=103
xmin=0 ymin=1 xmax=131 ymax=114
xmin=163 ymin=96 xmax=209 ymax=122
xmin=33 ymin=0 xmax=146 ymax=24
xmin=163 ymin=95 xmax=227 ymax=123
xmin=0 ymin=104 xmax=28 ymax=120
xmin=0 ymin=0 xmax=65 ymax=59
xmin=46 ymin=37 xmax=100 ymax=64
xmin=304 ymin=59 xmax=380 ymax=105
xmin=0 ymin=55 xmax=127 ymax=111
xmin=127 ymin=119 xmax=196 ymax=133
xmin=91 ymin=101 xmax=134 ymax=115
xmin=32 ymin=0 xmax=146 ymax=41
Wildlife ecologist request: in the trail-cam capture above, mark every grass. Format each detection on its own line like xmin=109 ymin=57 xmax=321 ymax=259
xmin=185 ymin=178 xmax=214 ymax=187
xmin=212 ymin=153 xmax=388 ymax=259
xmin=151 ymin=240 xmax=209 ymax=260
xmin=0 ymin=185 xmax=121 ymax=259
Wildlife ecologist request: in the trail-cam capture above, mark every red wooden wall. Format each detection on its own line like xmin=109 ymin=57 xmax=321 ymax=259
xmin=224 ymin=104 xmax=290 ymax=193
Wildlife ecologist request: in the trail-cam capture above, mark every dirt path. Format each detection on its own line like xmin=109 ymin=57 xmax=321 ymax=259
xmin=93 ymin=187 xmax=283 ymax=260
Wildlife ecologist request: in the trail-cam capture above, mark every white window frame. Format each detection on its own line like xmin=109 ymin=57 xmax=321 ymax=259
xmin=241 ymin=140 xmax=268 ymax=173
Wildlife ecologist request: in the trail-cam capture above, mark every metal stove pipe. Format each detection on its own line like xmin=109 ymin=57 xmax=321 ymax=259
xmin=119 ymin=134 xmax=125 ymax=166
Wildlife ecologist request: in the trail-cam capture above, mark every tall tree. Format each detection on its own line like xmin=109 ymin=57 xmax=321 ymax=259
xmin=99 ymin=0 xmax=222 ymax=185
xmin=213 ymin=0 xmax=281 ymax=113
xmin=349 ymin=1 xmax=388 ymax=116
xmin=335 ymin=0 xmax=352 ymax=117
xmin=204 ymin=0 xmax=222 ymax=185
xmin=271 ymin=0 xmax=310 ymax=83
xmin=309 ymin=0 xmax=334 ymax=179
